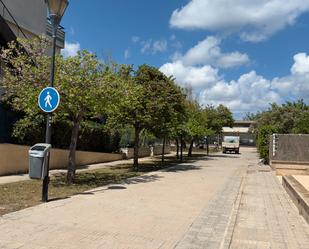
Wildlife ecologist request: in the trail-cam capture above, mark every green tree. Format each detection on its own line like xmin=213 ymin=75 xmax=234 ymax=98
xmin=253 ymin=100 xmax=309 ymax=161
xmin=149 ymin=78 xmax=187 ymax=163
xmin=107 ymin=64 xmax=187 ymax=168
xmin=293 ymin=111 xmax=309 ymax=134
xmin=185 ymin=100 xmax=209 ymax=157
xmin=0 ymin=37 xmax=108 ymax=183
xmin=203 ymin=104 xmax=234 ymax=148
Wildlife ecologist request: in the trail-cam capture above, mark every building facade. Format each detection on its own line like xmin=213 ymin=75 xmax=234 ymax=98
xmin=0 ymin=0 xmax=65 ymax=52
xmin=0 ymin=0 xmax=65 ymax=142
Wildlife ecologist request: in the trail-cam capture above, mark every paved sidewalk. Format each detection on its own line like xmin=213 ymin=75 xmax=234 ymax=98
xmin=0 ymin=154 xmax=173 ymax=185
xmin=176 ymin=164 xmax=309 ymax=248
xmin=1 ymin=148 xmax=308 ymax=248
xmin=0 ymin=150 xmax=243 ymax=248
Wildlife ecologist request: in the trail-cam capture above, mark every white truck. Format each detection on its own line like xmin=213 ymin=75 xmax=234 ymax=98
xmin=222 ymin=136 xmax=240 ymax=154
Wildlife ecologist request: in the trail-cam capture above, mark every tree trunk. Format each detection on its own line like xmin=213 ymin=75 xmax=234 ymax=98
xmin=161 ymin=136 xmax=166 ymax=164
xmin=67 ymin=119 xmax=81 ymax=184
xmin=180 ymin=135 xmax=183 ymax=161
xmin=133 ymin=126 xmax=141 ymax=170
xmin=188 ymin=138 xmax=194 ymax=157
xmin=176 ymin=138 xmax=179 ymax=159
xmin=206 ymin=137 xmax=209 ymax=156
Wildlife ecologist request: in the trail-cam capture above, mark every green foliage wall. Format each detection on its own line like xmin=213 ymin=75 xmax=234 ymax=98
xmin=256 ymin=125 xmax=277 ymax=163
xmin=253 ymin=100 xmax=309 ymax=162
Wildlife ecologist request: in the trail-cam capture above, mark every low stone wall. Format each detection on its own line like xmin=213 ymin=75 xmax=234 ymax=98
xmin=0 ymin=143 xmax=123 ymax=176
xmin=120 ymin=147 xmax=151 ymax=159
xmin=121 ymin=145 xmax=171 ymax=159
xmin=282 ymin=175 xmax=309 ymax=224
xmin=269 ymin=134 xmax=309 ymax=175
xmin=152 ymin=145 xmax=171 ymax=156
xmin=270 ymin=161 xmax=309 ymax=176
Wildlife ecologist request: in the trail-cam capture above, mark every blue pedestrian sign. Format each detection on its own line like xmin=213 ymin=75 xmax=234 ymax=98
xmin=38 ymin=87 xmax=60 ymax=113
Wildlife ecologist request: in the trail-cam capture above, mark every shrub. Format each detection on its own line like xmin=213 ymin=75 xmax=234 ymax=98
xmin=257 ymin=125 xmax=277 ymax=163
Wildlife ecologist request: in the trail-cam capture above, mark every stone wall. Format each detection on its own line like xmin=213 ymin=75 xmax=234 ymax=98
xmin=120 ymin=147 xmax=151 ymax=159
xmin=270 ymin=134 xmax=309 ymax=162
xmin=269 ymin=134 xmax=309 ymax=175
xmin=121 ymin=145 xmax=171 ymax=159
xmin=0 ymin=143 xmax=123 ymax=176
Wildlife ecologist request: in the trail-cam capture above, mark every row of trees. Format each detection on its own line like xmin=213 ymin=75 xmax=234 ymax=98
xmin=0 ymin=37 xmax=233 ymax=183
xmin=246 ymin=100 xmax=309 ymax=162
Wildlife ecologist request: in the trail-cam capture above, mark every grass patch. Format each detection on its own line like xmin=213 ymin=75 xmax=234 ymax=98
xmin=0 ymin=153 xmax=205 ymax=216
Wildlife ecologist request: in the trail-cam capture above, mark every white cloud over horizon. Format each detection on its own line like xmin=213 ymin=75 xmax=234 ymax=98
xmin=61 ymin=41 xmax=81 ymax=57
xmin=170 ymin=0 xmax=309 ymax=42
xmin=160 ymin=52 xmax=309 ymax=116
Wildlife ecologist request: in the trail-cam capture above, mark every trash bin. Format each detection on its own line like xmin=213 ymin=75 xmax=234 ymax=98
xmin=29 ymin=143 xmax=52 ymax=180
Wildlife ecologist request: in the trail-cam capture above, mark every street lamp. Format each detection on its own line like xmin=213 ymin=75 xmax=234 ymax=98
xmin=42 ymin=0 xmax=69 ymax=202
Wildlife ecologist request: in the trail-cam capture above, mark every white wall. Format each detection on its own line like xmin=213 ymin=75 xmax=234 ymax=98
xmin=0 ymin=144 xmax=124 ymax=176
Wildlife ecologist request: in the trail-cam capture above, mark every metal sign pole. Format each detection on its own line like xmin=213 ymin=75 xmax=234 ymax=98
xmin=42 ymin=24 xmax=57 ymax=202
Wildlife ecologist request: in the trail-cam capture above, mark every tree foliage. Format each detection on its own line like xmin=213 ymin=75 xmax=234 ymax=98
xmin=106 ymin=64 xmax=187 ymax=168
xmin=0 ymin=37 xmax=110 ymax=183
xmin=252 ymin=100 xmax=309 ymax=161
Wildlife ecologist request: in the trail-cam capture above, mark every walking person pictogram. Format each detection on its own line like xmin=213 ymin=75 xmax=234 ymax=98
xmin=38 ymin=87 xmax=60 ymax=113
xmin=44 ymin=91 xmax=52 ymax=108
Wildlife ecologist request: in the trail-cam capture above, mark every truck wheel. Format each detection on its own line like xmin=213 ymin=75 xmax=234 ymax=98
xmin=223 ymin=149 xmax=226 ymax=154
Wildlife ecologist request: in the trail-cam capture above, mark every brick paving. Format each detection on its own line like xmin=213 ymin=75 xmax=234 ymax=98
xmin=0 ymin=150 xmax=243 ymax=249
xmin=229 ymin=165 xmax=309 ymax=249
xmin=175 ymin=166 xmax=247 ymax=249
xmin=1 ymin=148 xmax=309 ymax=248
xmin=176 ymin=163 xmax=309 ymax=249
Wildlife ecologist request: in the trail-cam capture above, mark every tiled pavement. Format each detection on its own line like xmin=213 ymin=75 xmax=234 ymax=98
xmin=1 ymin=148 xmax=309 ymax=249
xmin=176 ymin=164 xmax=309 ymax=249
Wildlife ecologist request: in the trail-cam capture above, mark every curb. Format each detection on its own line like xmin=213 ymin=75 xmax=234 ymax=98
xmin=282 ymin=175 xmax=309 ymax=224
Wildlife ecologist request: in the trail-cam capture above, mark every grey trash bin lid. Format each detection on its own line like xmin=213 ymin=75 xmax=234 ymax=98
xmin=29 ymin=143 xmax=51 ymax=158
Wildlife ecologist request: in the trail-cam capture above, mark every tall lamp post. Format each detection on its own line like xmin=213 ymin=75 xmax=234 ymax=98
xmin=43 ymin=0 xmax=69 ymax=202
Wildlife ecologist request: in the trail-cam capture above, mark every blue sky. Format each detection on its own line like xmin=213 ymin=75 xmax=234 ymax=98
xmin=61 ymin=0 xmax=309 ymax=118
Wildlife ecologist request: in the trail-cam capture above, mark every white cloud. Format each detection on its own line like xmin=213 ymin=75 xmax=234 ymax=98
xmin=124 ymin=48 xmax=130 ymax=59
xmin=291 ymin=53 xmax=309 ymax=75
xmin=131 ymin=36 xmax=140 ymax=43
xmin=170 ymin=0 xmax=309 ymax=42
xmin=61 ymin=41 xmax=81 ymax=57
xmin=141 ymin=40 xmax=152 ymax=54
xmin=179 ymin=36 xmax=249 ymax=68
xmin=68 ymin=27 xmax=75 ymax=36
xmin=170 ymin=34 xmax=176 ymax=41
xmin=160 ymin=60 xmax=220 ymax=89
xmin=140 ymin=39 xmax=168 ymax=54
xmin=202 ymin=71 xmax=282 ymax=113
xmin=160 ymin=53 xmax=309 ymax=116
xmin=153 ymin=40 xmax=168 ymax=53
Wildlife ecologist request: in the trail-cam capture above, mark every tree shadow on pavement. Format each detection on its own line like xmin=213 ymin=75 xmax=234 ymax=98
xmin=208 ymin=154 xmax=240 ymax=158
xmin=123 ymin=174 xmax=163 ymax=185
xmin=163 ymin=164 xmax=202 ymax=172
